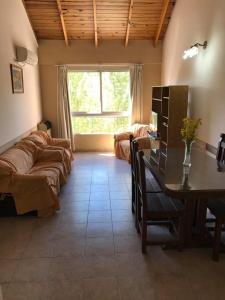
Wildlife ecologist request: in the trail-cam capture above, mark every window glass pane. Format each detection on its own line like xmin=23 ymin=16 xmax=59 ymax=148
xmin=68 ymin=72 xmax=101 ymax=113
xmin=102 ymin=72 xmax=130 ymax=112
xmin=72 ymin=117 xmax=128 ymax=134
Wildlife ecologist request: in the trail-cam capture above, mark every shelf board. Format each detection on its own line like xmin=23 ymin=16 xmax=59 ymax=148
xmin=163 ymin=96 xmax=170 ymax=99
xmin=161 ymin=151 xmax=167 ymax=158
xmin=161 ymin=140 xmax=167 ymax=146
xmin=152 ymin=98 xmax=162 ymax=102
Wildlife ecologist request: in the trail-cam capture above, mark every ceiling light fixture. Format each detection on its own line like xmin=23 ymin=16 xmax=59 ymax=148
xmin=183 ymin=41 xmax=208 ymax=60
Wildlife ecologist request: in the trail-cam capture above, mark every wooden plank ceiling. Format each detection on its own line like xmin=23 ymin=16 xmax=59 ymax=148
xmin=23 ymin=0 xmax=176 ymax=46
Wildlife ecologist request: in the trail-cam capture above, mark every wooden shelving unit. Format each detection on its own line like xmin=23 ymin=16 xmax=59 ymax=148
xmin=151 ymin=85 xmax=189 ymax=172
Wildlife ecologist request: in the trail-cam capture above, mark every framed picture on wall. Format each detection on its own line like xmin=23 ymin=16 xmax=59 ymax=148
xmin=10 ymin=64 xmax=24 ymax=93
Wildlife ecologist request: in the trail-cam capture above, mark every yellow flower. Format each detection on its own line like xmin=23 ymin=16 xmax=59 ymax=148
xmin=181 ymin=118 xmax=202 ymax=142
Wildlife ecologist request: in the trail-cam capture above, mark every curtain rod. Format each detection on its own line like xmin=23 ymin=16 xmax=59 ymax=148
xmin=54 ymin=63 xmax=143 ymax=67
xmin=53 ymin=62 xmax=161 ymax=67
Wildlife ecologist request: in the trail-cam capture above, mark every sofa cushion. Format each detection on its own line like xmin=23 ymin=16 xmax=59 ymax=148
xmin=0 ymin=146 xmax=35 ymax=174
xmin=29 ymin=161 xmax=66 ymax=189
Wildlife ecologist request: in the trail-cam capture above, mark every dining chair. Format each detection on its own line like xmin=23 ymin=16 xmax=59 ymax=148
xmin=136 ymin=150 xmax=185 ymax=253
xmin=129 ymin=136 xmax=161 ymax=223
xmin=207 ymin=133 xmax=225 ymax=261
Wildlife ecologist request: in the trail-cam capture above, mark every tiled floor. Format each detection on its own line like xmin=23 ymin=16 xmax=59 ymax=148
xmin=1 ymin=152 xmax=225 ymax=299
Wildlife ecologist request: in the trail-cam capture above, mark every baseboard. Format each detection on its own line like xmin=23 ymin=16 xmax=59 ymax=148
xmin=0 ymin=126 xmax=37 ymax=154
xmin=196 ymin=139 xmax=216 ymax=158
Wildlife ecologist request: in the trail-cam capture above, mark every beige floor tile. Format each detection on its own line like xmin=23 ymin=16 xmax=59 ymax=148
xmin=91 ymin=185 xmax=109 ymax=192
xmin=0 ymin=239 xmax=29 ymax=259
xmin=114 ymin=236 xmax=141 ymax=254
xmin=85 ymin=256 xmax=118 ymax=278
xmin=1 ymin=282 xmax=43 ymax=300
xmin=47 ymin=257 xmax=89 ymax=281
xmin=12 ymin=258 xmax=50 ymax=282
xmin=57 ymin=211 xmax=88 ymax=224
xmin=115 ymin=254 xmax=152 ymax=277
xmin=52 ymin=237 xmax=85 ymax=257
xmin=118 ymin=276 xmax=156 ymax=300
xmin=61 ymin=201 xmax=89 ymax=212
xmin=51 ymin=222 xmax=87 ymax=239
xmin=110 ymin=192 xmax=131 ymax=200
xmin=22 ymin=238 xmax=55 ymax=258
xmin=0 ymin=260 xmax=18 ymax=283
xmin=111 ymin=200 xmax=131 ymax=210
xmin=88 ymin=211 xmax=112 ymax=223
xmin=154 ymin=274 xmax=197 ymax=300
xmin=82 ymin=277 xmax=120 ymax=300
xmin=87 ymin=222 xmax=113 ymax=237
xmin=42 ymin=280 xmax=83 ymax=300
xmin=60 ymin=192 xmax=90 ymax=202
xmin=85 ymin=237 xmax=115 ymax=256
xmin=111 ymin=210 xmax=134 ymax=222
xmin=113 ymin=222 xmax=137 ymax=236
xmin=89 ymin=201 xmax=111 ymax=211
xmin=90 ymin=192 xmax=110 ymax=201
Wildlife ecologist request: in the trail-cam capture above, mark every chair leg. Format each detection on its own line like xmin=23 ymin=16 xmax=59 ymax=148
xmin=131 ymin=176 xmax=135 ymax=214
xmin=141 ymin=212 xmax=147 ymax=254
xmin=135 ymin=189 xmax=140 ymax=234
xmin=212 ymin=218 xmax=223 ymax=261
xmin=178 ymin=215 xmax=185 ymax=252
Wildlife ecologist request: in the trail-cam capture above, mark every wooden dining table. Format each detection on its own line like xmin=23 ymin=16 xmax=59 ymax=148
xmin=143 ymin=147 xmax=225 ymax=246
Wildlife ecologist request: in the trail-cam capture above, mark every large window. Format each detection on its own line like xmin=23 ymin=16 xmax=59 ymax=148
xmin=68 ymin=69 xmax=130 ymax=134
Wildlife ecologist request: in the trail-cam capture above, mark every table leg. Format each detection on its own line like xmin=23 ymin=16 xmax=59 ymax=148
xmin=195 ymin=198 xmax=208 ymax=242
xmin=183 ymin=197 xmax=197 ymax=245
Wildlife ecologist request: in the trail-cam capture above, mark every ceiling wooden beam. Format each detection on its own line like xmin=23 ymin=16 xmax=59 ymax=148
xmin=93 ymin=0 xmax=98 ymax=47
xmin=125 ymin=0 xmax=134 ymax=47
xmin=22 ymin=0 xmax=38 ymax=45
xmin=154 ymin=0 xmax=170 ymax=46
xmin=56 ymin=0 xmax=69 ymax=46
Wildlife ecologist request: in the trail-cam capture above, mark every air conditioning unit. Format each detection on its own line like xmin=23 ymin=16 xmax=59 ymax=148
xmin=16 ymin=47 xmax=38 ymax=66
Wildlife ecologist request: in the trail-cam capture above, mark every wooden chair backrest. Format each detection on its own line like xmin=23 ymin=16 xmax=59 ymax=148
xmin=217 ymin=134 xmax=225 ymax=165
xmin=136 ymin=150 xmax=147 ymax=208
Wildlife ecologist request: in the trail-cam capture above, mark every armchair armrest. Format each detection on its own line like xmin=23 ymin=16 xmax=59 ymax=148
xmin=50 ymin=138 xmax=71 ymax=149
xmin=12 ymin=173 xmax=59 ymax=216
xmin=114 ymin=131 xmax=133 ymax=142
xmin=134 ymin=137 xmax=152 ymax=150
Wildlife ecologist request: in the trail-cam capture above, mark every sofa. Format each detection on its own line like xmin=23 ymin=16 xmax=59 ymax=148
xmin=0 ymin=131 xmax=73 ymax=217
xmin=114 ymin=123 xmax=155 ymax=161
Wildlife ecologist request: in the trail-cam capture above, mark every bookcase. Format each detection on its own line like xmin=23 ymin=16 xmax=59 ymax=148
xmin=151 ymin=85 xmax=189 ymax=172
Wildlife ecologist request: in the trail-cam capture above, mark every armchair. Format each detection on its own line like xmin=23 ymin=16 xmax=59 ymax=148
xmin=114 ymin=123 xmax=155 ymax=161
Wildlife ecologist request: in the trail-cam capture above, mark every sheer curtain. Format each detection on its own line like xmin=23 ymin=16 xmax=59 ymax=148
xmin=130 ymin=64 xmax=143 ymax=125
xmin=57 ymin=66 xmax=75 ymax=151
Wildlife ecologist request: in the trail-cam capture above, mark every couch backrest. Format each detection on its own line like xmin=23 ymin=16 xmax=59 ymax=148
xmin=25 ymin=130 xmax=50 ymax=146
xmin=132 ymin=123 xmax=154 ymax=138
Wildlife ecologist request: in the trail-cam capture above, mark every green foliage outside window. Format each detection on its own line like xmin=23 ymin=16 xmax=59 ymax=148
xmin=68 ymin=71 xmax=130 ymax=134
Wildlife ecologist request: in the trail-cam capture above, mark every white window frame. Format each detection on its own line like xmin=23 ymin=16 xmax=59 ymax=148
xmin=68 ymin=68 xmax=130 ymax=119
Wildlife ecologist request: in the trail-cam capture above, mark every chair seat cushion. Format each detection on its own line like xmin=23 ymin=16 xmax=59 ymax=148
xmin=146 ymin=193 xmax=184 ymax=218
xmin=208 ymin=198 xmax=225 ymax=219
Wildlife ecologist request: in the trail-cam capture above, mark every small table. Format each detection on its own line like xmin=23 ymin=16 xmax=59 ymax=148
xmin=143 ymin=148 xmax=225 ymax=246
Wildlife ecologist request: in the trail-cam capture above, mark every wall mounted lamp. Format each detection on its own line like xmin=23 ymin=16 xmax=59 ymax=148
xmin=183 ymin=41 xmax=208 ymax=60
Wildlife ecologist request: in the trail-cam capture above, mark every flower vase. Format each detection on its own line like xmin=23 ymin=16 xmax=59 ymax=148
xmin=183 ymin=140 xmax=194 ymax=167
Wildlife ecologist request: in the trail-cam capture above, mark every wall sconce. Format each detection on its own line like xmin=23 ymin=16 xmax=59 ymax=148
xmin=183 ymin=41 xmax=208 ymax=60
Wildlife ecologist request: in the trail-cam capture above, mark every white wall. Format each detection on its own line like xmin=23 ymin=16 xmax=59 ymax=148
xmin=0 ymin=0 xmax=42 ymax=148
xmin=162 ymin=0 xmax=225 ymax=147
